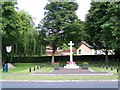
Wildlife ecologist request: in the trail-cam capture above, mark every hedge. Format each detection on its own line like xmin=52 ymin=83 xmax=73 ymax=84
xmin=12 ymin=55 xmax=116 ymax=63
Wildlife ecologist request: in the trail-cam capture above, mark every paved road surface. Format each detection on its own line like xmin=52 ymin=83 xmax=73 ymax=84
xmin=1 ymin=81 xmax=118 ymax=88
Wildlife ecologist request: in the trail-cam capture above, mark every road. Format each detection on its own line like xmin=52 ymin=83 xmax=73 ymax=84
xmin=1 ymin=81 xmax=119 ymax=88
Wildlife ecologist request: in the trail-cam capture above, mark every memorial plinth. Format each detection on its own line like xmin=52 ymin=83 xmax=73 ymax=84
xmin=8 ymin=63 xmax=15 ymax=68
xmin=64 ymin=62 xmax=79 ymax=69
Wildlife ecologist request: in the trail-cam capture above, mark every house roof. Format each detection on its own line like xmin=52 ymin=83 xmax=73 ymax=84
xmin=46 ymin=49 xmax=77 ymax=56
xmin=78 ymin=41 xmax=93 ymax=49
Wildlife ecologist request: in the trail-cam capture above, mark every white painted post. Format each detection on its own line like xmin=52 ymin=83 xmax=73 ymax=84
xmin=68 ymin=41 xmax=74 ymax=63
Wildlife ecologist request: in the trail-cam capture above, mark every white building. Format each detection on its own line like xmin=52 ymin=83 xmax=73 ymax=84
xmin=76 ymin=41 xmax=114 ymax=55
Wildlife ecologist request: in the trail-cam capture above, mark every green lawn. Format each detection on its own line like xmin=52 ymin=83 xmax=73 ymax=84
xmin=1 ymin=62 xmax=118 ymax=74
xmin=2 ymin=73 xmax=118 ymax=80
xmin=3 ymin=63 xmax=52 ymax=74
xmin=89 ymin=66 xmax=118 ymax=75
xmin=1 ymin=62 xmax=118 ymax=80
xmin=88 ymin=63 xmax=118 ymax=75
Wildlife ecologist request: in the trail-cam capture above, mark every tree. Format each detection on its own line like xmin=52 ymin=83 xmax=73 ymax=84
xmin=0 ymin=33 xmax=1 ymax=67
xmin=85 ymin=2 xmax=120 ymax=63
xmin=1 ymin=1 xmax=39 ymax=63
xmin=15 ymin=10 xmax=36 ymax=57
xmin=64 ymin=20 xmax=88 ymax=47
xmin=1 ymin=1 xmax=20 ymax=63
xmin=41 ymin=0 xmax=83 ymax=65
xmin=106 ymin=2 xmax=120 ymax=60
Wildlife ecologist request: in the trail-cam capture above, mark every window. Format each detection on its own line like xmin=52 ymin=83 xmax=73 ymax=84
xmin=79 ymin=49 xmax=81 ymax=54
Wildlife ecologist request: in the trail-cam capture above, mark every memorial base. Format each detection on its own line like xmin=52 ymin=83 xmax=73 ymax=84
xmin=7 ymin=63 xmax=15 ymax=68
xmin=64 ymin=63 xmax=79 ymax=69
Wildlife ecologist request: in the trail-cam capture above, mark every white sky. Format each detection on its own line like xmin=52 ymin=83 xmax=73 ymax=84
xmin=17 ymin=0 xmax=91 ymax=26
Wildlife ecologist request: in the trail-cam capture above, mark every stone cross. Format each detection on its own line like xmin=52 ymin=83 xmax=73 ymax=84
xmin=68 ymin=41 xmax=74 ymax=63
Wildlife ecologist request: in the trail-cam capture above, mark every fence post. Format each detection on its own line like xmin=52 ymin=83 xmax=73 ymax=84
xmin=111 ymin=66 xmax=113 ymax=71
xmin=37 ymin=66 xmax=39 ymax=69
xmin=117 ymin=68 xmax=118 ymax=73
xmin=34 ymin=67 xmax=35 ymax=71
xmin=29 ymin=68 xmax=31 ymax=72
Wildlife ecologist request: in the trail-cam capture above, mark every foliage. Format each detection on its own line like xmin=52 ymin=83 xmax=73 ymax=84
xmin=60 ymin=43 xmax=68 ymax=50
xmin=1 ymin=1 xmax=19 ymax=45
xmin=82 ymin=62 xmax=89 ymax=65
xmin=1 ymin=1 xmax=20 ymax=62
xmin=40 ymin=0 xmax=86 ymax=65
xmin=1 ymin=2 xmax=45 ymax=63
xmin=86 ymin=2 xmax=120 ymax=50
xmin=85 ymin=2 xmax=120 ymax=63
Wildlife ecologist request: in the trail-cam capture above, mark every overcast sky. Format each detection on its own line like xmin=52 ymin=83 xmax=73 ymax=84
xmin=17 ymin=0 xmax=91 ymax=26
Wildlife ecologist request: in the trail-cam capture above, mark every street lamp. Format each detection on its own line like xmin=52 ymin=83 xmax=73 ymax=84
xmin=6 ymin=45 xmax=12 ymax=53
xmin=6 ymin=45 xmax=12 ymax=63
xmin=4 ymin=45 xmax=12 ymax=72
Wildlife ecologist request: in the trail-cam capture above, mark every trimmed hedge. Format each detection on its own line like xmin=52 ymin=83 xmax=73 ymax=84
xmin=12 ymin=55 xmax=116 ymax=63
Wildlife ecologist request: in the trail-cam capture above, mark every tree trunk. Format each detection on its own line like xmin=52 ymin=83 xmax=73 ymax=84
xmin=33 ymin=38 xmax=36 ymax=55
xmin=15 ymin=43 xmax=17 ymax=57
xmin=0 ymin=60 xmax=2 ymax=68
xmin=43 ymin=46 xmax=46 ymax=55
xmin=0 ymin=33 xmax=2 ymax=67
xmin=0 ymin=54 xmax=2 ymax=68
xmin=115 ymin=49 xmax=120 ymax=60
xmin=105 ymin=49 xmax=108 ymax=64
xmin=51 ymin=52 xmax=55 ymax=66
xmin=51 ymin=45 xmax=57 ymax=66
xmin=40 ymin=45 xmax=42 ymax=56
xmin=0 ymin=44 xmax=2 ymax=68
xmin=10 ymin=45 xmax=14 ymax=63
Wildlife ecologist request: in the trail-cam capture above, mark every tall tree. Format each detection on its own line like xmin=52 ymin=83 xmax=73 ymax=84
xmin=41 ymin=0 xmax=83 ymax=65
xmin=1 ymin=1 xmax=20 ymax=63
xmin=1 ymin=1 xmax=39 ymax=63
xmin=106 ymin=2 xmax=120 ymax=60
xmin=15 ymin=10 xmax=36 ymax=57
xmin=85 ymin=2 xmax=120 ymax=63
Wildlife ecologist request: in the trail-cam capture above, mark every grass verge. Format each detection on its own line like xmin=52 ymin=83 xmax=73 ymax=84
xmin=2 ymin=73 xmax=118 ymax=80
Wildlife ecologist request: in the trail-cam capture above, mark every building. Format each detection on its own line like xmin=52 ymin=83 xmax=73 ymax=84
xmin=46 ymin=46 xmax=61 ymax=56
xmin=61 ymin=49 xmax=76 ymax=56
xmin=46 ymin=41 xmax=114 ymax=56
xmin=76 ymin=41 xmax=114 ymax=55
